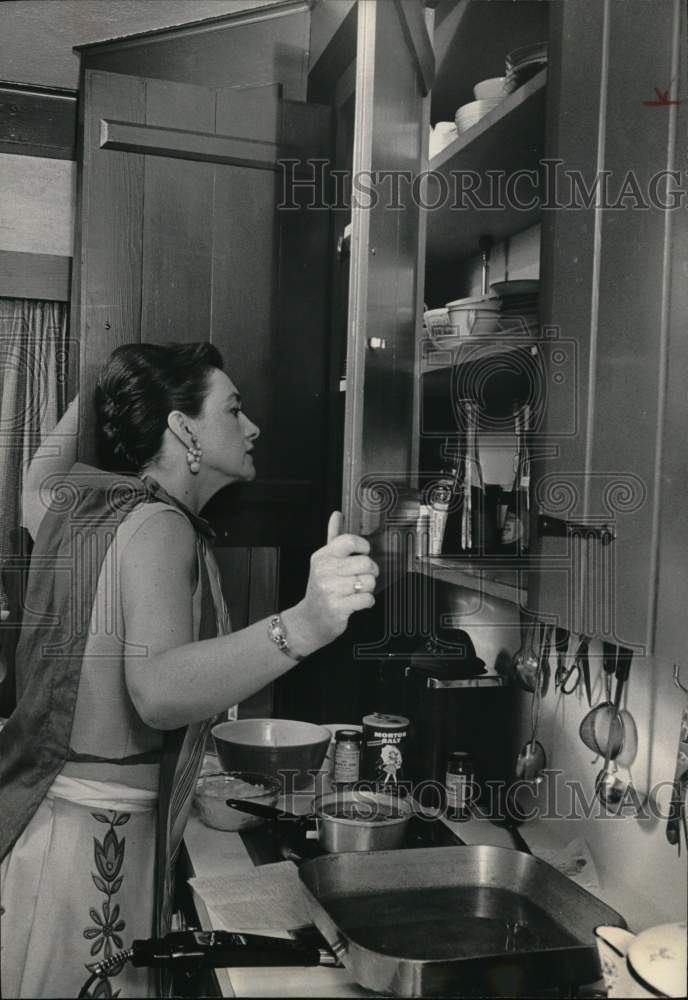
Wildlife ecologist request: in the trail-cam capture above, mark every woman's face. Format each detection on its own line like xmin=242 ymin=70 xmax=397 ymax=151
xmin=195 ymin=368 xmax=260 ymax=483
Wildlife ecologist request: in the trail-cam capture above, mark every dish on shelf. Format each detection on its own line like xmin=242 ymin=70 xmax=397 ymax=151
xmin=490 ymin=279 xmax=540 ymax=297
xmin=423 ymin=307 xmax=451 ymax=340
xmin=504 ymin=42 xmax=548 ymax=94
xmin=489 ymin=280 xmax=539 ymax=336
xmin=454 ymin=98 xmax=503 ymax=134
xmin=429 ymin=121 xmax=458 ymax=158
xmin=446 ymin=294 xmax=501 ymax=338
xmin=473 ymin=76 xmax=506 ymax=100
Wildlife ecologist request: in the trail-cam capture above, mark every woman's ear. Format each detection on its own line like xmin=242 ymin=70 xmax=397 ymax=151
xmin=167 ymin=410 xmax=194 ymax=447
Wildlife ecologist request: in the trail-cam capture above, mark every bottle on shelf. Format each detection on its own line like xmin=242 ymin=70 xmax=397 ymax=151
xmin=427 ymin=438 xmax=456 ymax=556
xmin=440 ymin=399 xmax=485 ymax=555
xmin=501 ymin=402 xmax=531 ymax=553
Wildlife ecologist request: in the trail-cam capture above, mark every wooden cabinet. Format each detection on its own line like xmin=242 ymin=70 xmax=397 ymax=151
xmin=529 ymin=0 xmax=687 ymax=654
xmin=332 ymin=0 xmax=686 ymax=661
xmin=67 ymin=0 xmax=688 ymax=723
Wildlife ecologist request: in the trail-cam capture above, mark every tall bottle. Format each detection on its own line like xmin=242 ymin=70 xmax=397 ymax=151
xmin=501 ymin=402 xmax=530 ymax=553
xmin=440 ymin=399 xmax=485 ymax=555
xmin=427 ymin=440 xmax=456 ymax=557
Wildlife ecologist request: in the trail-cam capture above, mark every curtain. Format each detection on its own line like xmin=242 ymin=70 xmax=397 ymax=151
xmin=0 ymin=298 xmax=69 ymax=613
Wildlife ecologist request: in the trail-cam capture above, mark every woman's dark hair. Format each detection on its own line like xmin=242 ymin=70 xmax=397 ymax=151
xmin=95 ymin=342 xmax=224 ymax=472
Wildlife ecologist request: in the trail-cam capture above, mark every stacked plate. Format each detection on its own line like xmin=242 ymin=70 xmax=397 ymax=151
xmin=504 ymin=42 xmax=548 ymax=94
xmin=454 ymin=98 xmax=503 ymax=134
xmin=490 ymin=280 xmax=539 ymax=336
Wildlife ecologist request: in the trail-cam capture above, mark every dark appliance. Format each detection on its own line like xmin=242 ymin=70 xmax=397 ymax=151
xmin=404 ymin=657 xmax=516 ymax=811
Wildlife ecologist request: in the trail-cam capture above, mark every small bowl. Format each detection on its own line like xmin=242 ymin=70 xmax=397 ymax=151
xmin=194 ymin=771 xmax=281 ymax=831
xmin=212 ymin=718 xmax=331 ymax=790
xmin=429 ymin=122 xmax=458 ymax=158
xmin=473 ymin=77 xmax=506 ymax=100
xmin=446 ymin=294 xmax=501 ymax=338
xmin=423 ymin=307 xmax=450 ymax=339
xmin=454 ymin=98 xmax=503 ymax=134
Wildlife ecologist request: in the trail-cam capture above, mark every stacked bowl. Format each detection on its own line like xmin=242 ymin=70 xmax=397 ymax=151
xmin=453 ymin=76 xmax=507 ymax=135
xmin=445 ymin=294 xmax=502 ymax=338
xmin=454 ymin=98 xmax=503 ymax=134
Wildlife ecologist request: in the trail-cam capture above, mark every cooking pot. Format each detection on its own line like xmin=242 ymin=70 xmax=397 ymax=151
xmin=595 ymin=922 xmax=687 ymax=998
xmin=314 ymin=790 xmax=413 ymax=853
xmin=226 ymin=789 xmax=414 ymax=854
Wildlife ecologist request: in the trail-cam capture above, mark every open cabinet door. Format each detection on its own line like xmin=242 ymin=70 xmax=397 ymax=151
xmin=72 ymin=69 xmax=331 ymax=553
xmin=342 ymin=1 xmax=433 ymax=536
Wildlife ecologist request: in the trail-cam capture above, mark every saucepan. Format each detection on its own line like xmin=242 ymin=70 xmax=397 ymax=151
xmin=226 ymin=789 xmax=414 ymax=854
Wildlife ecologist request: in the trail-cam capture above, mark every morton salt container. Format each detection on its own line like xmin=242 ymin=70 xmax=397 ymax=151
xmin=360 ymin=713 xmax=409 ymax=788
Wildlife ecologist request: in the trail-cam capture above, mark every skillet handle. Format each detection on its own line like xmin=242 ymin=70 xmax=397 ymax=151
xmin=225 ymin=798 xmax=301 ymax=823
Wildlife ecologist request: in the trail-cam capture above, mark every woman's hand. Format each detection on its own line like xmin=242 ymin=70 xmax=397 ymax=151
xmin=282 ymin=511 xmax=379 ymax=654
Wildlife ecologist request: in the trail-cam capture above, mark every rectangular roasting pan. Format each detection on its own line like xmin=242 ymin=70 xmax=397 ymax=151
xmin=298 ymin=846 xmax=626 ymax=997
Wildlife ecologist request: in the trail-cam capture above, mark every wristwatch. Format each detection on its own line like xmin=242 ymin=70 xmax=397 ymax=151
xmin=267 ymin=614 xmax=303 ymax=661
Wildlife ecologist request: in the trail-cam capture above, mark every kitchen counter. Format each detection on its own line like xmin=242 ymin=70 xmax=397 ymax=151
xmin=183 ymin=805 xmax=588 ymax=998
xmin=184 ymin=814 xmax=368 ymax=998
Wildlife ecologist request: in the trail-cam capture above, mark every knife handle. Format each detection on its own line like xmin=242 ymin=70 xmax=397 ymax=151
xmin=666 ymin=779 xmax=682 ymax=850
xmin=602 ymin=641 xmax=616 ymax=675
xmin=616 ymin=646 xmax=633 ymax=683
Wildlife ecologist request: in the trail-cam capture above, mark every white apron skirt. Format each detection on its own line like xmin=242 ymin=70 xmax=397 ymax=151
xmin=1 ymin=775 xmax=158 ymax=999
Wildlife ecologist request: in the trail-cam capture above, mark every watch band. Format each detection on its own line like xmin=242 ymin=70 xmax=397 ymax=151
xmin=267 ymin=614 xmax=303 ymax=661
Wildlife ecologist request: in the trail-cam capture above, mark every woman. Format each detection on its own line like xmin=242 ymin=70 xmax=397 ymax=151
xmin=0 ymin=342 xmax=378 ymax=998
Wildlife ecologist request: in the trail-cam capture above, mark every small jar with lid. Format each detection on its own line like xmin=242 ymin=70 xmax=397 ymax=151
xmin=332 ymin=729 xmax=362 ymax=786
xmin=445 ymin=751 xmax=476 ymax=821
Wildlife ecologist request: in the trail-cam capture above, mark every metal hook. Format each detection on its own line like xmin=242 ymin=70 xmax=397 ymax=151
xmin=672 ymin=664 xmax=688 ymax=695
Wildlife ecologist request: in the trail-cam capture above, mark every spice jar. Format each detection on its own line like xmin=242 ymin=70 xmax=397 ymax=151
xmin=332 ymin=729 xmax=362 ymax=786
xmin=445 ymin=751 xmax=476 ymax=821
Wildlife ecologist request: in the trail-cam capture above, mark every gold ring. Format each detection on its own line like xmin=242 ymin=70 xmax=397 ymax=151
xmin=353 ymin=577 xmax=363 ymax=593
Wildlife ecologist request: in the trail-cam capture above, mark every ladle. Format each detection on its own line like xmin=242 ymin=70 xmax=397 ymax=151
xmin=515 ymin=651 xmax=547 ymax=784
xmin=512 ymin=617 xmax=539 ymax=693
xmin=595 ymin=649 xmax=633 ymax=806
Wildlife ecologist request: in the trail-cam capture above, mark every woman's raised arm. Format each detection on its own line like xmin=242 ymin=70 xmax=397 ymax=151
xmin=121 ymin=510 xmax=377 ymax=729
xmin=22 ymin=395 xmax=79 ymax=541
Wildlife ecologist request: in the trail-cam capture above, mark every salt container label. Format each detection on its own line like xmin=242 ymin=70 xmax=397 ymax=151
xmin=360 ymin=713 xmax=409 ymax=785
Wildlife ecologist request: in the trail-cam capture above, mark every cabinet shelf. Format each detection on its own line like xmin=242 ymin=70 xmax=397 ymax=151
xmin=426 ymin=70 xmax=547 ymax=266
xmin=420 ymin=337 xmax=539 ymax=374
xmin=415 ymin=554 xmax=528 ymax=606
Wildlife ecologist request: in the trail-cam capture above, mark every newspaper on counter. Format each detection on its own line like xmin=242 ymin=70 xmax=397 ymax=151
xmin=189 ymin=860 xmax=312 ymax=933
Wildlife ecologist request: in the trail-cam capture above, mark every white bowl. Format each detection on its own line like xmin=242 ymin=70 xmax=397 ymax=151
xmin=446 ymin=295 xmax=501 ymax=338
xmin=454 ymin=99 xmax=503 ymax=133
xmin=429 ymin=122 xmax=458 ymax=158
xmin=423 ymin=307 xmax=451 ymax=339
xmin=194 ymin=770 xmax=281 ymax=831
xmin=473 ymin=77 xmax=506 ymax=100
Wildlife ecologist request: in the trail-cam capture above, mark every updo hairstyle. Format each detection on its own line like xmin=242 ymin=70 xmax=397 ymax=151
xmin=95 ymin=342 xmax=224 ymax=472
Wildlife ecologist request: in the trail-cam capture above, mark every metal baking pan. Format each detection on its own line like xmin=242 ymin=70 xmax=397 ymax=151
xmin=298 ymin=845 xmax=626 ymax=997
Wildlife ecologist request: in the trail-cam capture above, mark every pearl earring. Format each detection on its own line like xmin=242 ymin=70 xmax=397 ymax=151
xmin=186 ymin=436 xmax=202 ymax=474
